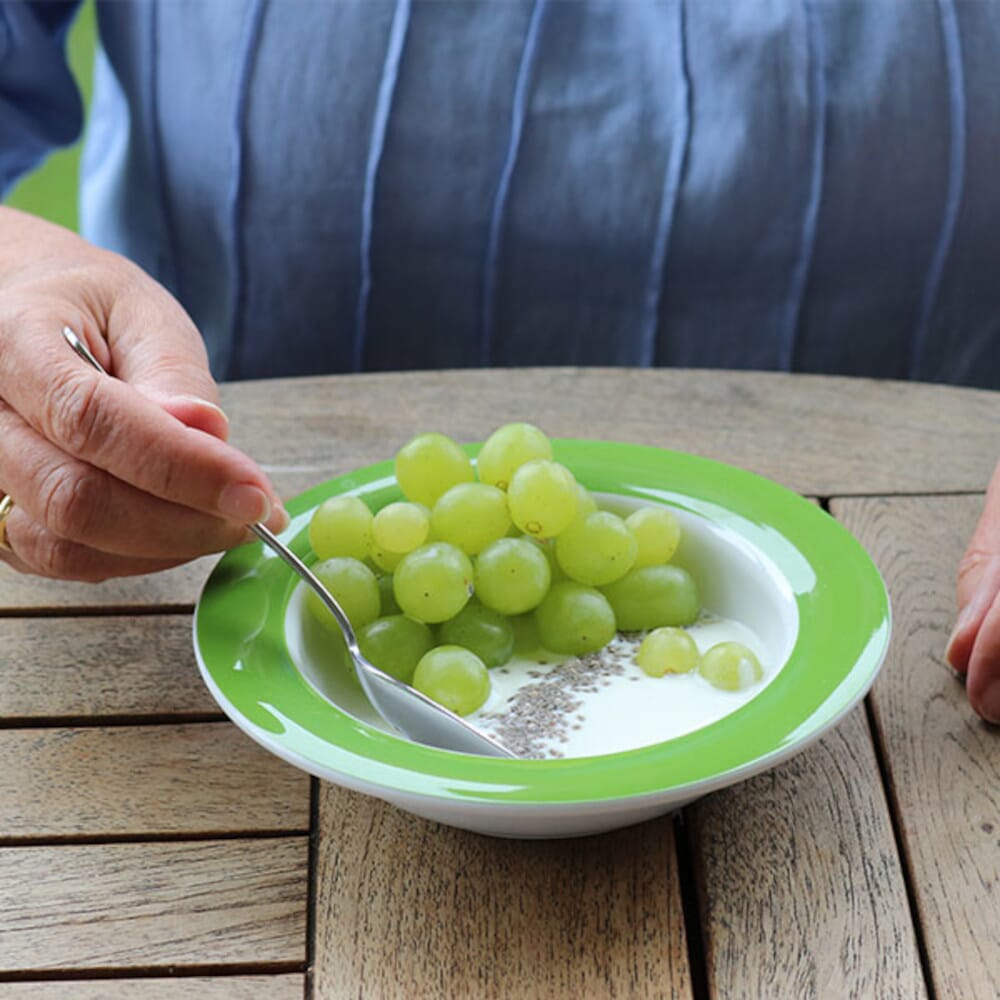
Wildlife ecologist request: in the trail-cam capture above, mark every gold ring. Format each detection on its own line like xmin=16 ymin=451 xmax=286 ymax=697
xmin=0 ymin=494 xmax=14 ymax=552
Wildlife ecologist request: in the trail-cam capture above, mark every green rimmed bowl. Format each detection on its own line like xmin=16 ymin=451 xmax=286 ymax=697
xmin=194 ymin=440 xmax=890 ymax=838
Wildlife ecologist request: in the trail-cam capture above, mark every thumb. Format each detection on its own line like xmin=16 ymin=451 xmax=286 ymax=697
xmin=103 ymin=276 xmax=231 ymax=441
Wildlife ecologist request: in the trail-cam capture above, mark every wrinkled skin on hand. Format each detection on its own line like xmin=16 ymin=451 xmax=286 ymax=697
xmin=0 ymin=207 xmax=287 ymax=581
xmin=946 ymin=459 xmax=1000 ymax=724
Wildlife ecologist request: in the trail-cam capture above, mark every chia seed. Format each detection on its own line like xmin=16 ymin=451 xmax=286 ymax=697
xmin=477 ymin=633 xmax=641 ymax=758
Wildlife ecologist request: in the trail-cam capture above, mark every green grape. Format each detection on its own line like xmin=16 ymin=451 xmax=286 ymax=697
xmin=507 ymin=459 xmax=579 ymax=538
xmin=438 ymin=599 xmax=515 ymax=668
xmin=394 ymin=432 xmax=474 ymax=507
xmin=555 ymin=510 xmax=638 ymax=586
xmin=377 ymin=573 xmax=401 ymax=615
xmin=370 ymin=543 xmax=404 ymax=573
xmin=509 ymin=612 xmax=543 ymax=656
xmin=393 ymin=542 xmax=474 ymax=623
xmin=534 ymin=581 xmax=617 ymax=655
xmin=372 ymin=501 xmax=431 ymax=554
xmin=636 ymin=627 xmax=699 ymax=677
xmin=308 ymin=495 xmax=373 ymax=561
xmin=601 ymin=565 xmax=699 ymax=631
xmin=575 ymin=484 xmax=598 ymax=517
xmin=475 ymin=422 xmax=554 ymax=490
xmin=357 ymin=614 xmax=435 ymax=683
xmin=412 ymin=645 xmax=490 ymax=716
xmin=474 ymin=537 xmax=552 ymax=615
xmin=431 ymin=482 xmax=511 ymax=555
xmin=626 ymin=506 xmax=681 ymax=567
xmin=528 ymin=536 xmax=565 ymax=582
xmin=698 ymin=642 xmax=763 ymax=691
xmin=306 ymin=557 xmax=381 ymax=632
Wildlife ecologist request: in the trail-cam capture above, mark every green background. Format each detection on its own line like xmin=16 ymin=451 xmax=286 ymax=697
xmin=3 ymin=1 xmax=96 ymax=231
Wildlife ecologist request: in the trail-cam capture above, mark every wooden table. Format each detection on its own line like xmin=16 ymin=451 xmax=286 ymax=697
xmin=1 ymin=368 xmax=997 ymax=999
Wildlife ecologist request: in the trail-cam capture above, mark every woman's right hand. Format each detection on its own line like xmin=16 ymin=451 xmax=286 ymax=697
xmin=0 ymin=206 xmax=287 ymax=581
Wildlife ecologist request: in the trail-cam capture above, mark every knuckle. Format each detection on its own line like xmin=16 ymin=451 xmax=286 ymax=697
xmin=39 ymin=464 xmax=109 ymax=541
xmin=42 ymin=370 xmax=109 ymax=459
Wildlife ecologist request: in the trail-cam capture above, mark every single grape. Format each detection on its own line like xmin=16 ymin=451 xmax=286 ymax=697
xmin=474 ymin=537 xmax=552 ymax=615
xmin=438 ymin=599 xmax=515 ymax=668
xmin=369 ymin=542 xmax=404 ymax=573
xmin=377 ymin=573 xmax=401 ymax=615
xmin=555 ymin=510 xmax=638 ymax=586
xmin=431 ymin=482 xmax=511 ymax=555
xmin=475 ymin=422 xmax=554 ymax=490
xmin=394 ymin=432 xmax=474 ymax=507
xmin=698 ymin=642 xmax=763 ymax=691
xmin=626 ymin=506 xmax=681 ymax=567
xmin=393 ymin=542 xmax=474 ymax=623
xmin=308 ymin=495 xmax=373 ymax=561
xmin=601 ymin=564 xmax=699 ymax=631
xmin=507 ymin=459 xmax=579 ymax=538
xmin=575 ymin=484 xmax=598 ymax=517
xmin=412 ymin=645 xmax=490 ymax=716
xmin=636 ymin=627 xmax=699 ymax=677
xmin=372 ymin=501 xmax=431 ymax=554
xmin=305 ymin=557 xmax=381 ymax=632
xmin=534 ymin=581 xmax=617 ymax=655
xmin=357 ymin=614 xmax=435 ymax=683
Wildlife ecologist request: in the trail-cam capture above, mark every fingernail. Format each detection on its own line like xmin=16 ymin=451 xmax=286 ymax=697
xmin=219 ymin=484 xmax=272 ymax=523
xmin=979 ymin=681 xmax=1000 ymax=725
xmin=178 ymin=395 xmax=229 ymax=424
xmin=267 ymin=505 xmax=290 ymax=533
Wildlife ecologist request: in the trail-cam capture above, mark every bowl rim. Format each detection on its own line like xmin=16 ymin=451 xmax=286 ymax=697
xmin=193 ymin=439 xmax=891 ymax=807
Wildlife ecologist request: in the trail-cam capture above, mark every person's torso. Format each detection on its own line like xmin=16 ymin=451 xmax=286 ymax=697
xmin=82 ymin=0 xmax=1000 ymax=387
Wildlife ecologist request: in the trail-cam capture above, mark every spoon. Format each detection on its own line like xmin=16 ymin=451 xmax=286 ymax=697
xmin=61 ymin=326 xmax=517 ymax=758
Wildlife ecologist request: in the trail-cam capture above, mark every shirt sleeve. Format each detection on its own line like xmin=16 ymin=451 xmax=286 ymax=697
xmin=0 ymin=0 xmax=85 ymax=196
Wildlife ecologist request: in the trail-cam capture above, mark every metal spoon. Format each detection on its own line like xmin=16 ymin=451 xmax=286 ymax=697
xmin=61 ymin=326 xmax=516 ymax=758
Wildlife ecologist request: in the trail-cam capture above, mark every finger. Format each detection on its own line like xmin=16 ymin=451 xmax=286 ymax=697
xmin=965 ymin=588 xmax=1000 ymax=724
xmin=1 ymin=338 xmax=281 ymax=525
xmin=946 ymin=460 xmax=1000 ymax=675
xmin=1 ymin=506 xmax=190 ymax=582
xmin=0 ymin=401 xmax=284 ymax=559
xmin=104 ymin=268 xmax=225 ymax=411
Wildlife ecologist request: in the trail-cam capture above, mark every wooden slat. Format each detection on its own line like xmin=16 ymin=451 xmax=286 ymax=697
xmin=0 ymin=557 xmax=212 ymax=612
xmin=0 ymin=976 xmax=305 ymax=999
xmin=833 ymin=494 xmax=1000 ymax=1000
xmin=0 ymin=615 xmax=219 ymax=721
xmin=312 ymin=783 xmax=691 ymax=999
xmin=688 ymin=707 xmax=925 ymax=997
xmin=220 ymin=369 xmax=1000 ymax=497
xmin=0 ymin=838 xmax=308 ymax=972
xmin=0 ymin=723 xmax=309 ymax=838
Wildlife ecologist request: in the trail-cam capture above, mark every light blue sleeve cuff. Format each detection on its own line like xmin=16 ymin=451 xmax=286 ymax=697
xmin=0 ymin=0 xmax=85 ymax=197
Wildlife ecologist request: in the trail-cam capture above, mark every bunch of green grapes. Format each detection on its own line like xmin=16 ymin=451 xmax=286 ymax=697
xmin=303 ymin=422 xmax=761 ymax=716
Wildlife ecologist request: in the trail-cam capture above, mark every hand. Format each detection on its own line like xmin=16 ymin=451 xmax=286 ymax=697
xmin=946 ymin=458 xmax=1000 ymax=724
xmin=0 ymin=207 xmax=287 ymax=581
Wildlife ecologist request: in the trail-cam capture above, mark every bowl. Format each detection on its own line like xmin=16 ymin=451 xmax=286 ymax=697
xmin=194 ymin=440 xmax=890 ymax=838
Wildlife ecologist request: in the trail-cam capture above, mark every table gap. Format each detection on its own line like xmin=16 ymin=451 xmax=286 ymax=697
xmin=0 ymin=829 xmax=310 ymax=849
xmin=305 ymin=777 xmax=320 ymax=1000
xmin=673 ymin=810 xmax=710 ymax=1000
xmin=863 ymin=695 xmax=938 ymax=1000
xmin=0 ymin=963 xmax=306 ymax=984
xmin=0 ymin=713 xmax=227 ymax=730
xmin=0 ymin=606 xmax=194 ymax=618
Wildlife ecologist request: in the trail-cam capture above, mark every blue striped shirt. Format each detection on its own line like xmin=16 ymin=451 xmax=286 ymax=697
xmin=2 ymin=0 xmax=998 ymax=386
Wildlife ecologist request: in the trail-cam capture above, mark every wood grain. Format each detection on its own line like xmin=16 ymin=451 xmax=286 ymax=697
xmin=0 ymin=615 xmax=218 ymax=721
xmin=687 ymin=707 xmax=925 ymax=998
xmin=220 ymin=369 xmax=1000 ymax=498
xmin=0 ymin=723 xmax=309 ymax=838
xmin=312 ymin=783 xmax=691 ymax=1000
xmin=0 ymin=837 xmax=308 ymax=972
xmin=833 ymin=494 xmax=1000 ymax=1000
xmin=0 ymin=976 xmax=304 ymax=999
